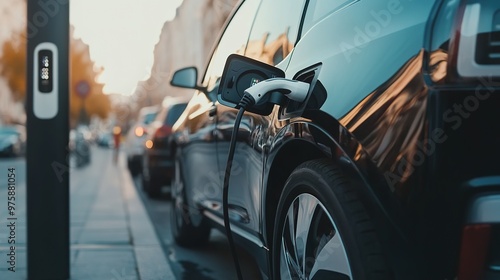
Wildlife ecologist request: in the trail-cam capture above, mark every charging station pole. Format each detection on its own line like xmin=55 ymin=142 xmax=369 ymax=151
xmin=26 ymin=0 xmax=70 ymax=279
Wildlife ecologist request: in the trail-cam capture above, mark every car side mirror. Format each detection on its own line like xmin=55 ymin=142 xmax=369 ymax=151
xmin=218 ymin=54 xmax=285 ymax=115
xmin=170 ymin=67 xmax=206 ymax=92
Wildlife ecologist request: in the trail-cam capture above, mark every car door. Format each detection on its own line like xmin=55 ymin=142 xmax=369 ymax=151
xmin=215 ymin=0 xmax=308 ymax=236
xmin=180 ymin=0 xmax=261 ymax=216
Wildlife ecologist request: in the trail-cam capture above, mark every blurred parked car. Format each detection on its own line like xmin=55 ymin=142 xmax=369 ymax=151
xmin=0 ymin=125 xmax=26 ymax=157
xmin=69 ymin=125 xmax=92 ymax=167
xmin=124 ymin=105 xmax=159 ymax=176
xmin=168 ymin=0 xmax=500 ymax=279
xmin=95 ymin=130 xmax=114 ymax=148
xmin=141 ymin=97 xmax=188 ymax=197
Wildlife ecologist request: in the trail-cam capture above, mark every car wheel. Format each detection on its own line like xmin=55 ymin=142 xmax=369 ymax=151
xmin=141 ymin=172 xmax=150 ymax=191
xmin=170 ymin=151 xmax=210 ymax=247
xmin=127 ymin=158 xmax=141 ymax=177
xmin=141 ymin=155 xmax=150 ymax=191
xmin=272 ymin=159 xmax=391 ymax=280
xmin=147 ymin=174 xmax=162 ymax=198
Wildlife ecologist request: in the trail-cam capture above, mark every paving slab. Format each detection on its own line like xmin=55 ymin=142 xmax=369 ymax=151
xmin=0 ymin=148 xmax=174 ymax=279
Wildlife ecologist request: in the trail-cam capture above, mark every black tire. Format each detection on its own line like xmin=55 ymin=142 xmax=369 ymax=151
xmin=146 ymin=175 xmax=162 ymax=198
xmin=142 ymin=169 xmax=162 ymax=198
xmin=272 ymin=159 xmax=392 ymax=280
xmin=141 ymin=155 xmax=149 ymax=191
xmin=141 ymin=173 xmax=150 ymax=190
xmin=127 ymin=158 xmax=141 ymax=177
xmin=170 ymin=151 xmax=210 ymax=247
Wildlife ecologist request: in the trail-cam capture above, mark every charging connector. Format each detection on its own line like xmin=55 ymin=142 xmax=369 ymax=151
xmin=243 ymin=77 xmax=309 ymax=105
xmin=223 ymin=77 xmax=310 ymax=280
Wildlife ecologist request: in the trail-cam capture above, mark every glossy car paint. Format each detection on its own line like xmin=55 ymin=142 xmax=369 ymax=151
xmin=171 ymin=0 xmax=500 ymax=278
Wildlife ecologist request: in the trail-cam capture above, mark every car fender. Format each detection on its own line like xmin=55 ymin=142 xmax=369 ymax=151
xmin=262 ymin=110 xmax=423 ymax=278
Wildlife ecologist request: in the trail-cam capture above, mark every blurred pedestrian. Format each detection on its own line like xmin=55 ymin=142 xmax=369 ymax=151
xmin=112 ymin=126 xmax=121 ymax=164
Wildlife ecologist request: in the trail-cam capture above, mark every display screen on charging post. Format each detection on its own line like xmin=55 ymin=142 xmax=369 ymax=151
xmin=38 ymin=49 xmax=53 ymax=93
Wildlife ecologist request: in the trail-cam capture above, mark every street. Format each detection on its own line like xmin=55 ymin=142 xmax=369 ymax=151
xmin=0 ymin=146 xmax=261 ymax=279
xmin=130 ymin=160 xmax=262 ymax=280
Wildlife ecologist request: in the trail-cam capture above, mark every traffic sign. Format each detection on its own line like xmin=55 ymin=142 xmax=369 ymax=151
xmin=75 ymin=80 xmax=90 ymax=98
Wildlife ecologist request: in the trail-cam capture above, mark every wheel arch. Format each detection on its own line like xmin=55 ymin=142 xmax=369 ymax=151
xmin=263 ymin=118 xmax=423 ymax=278
xmin=263 ymin=120 xmax=377 ymax=249
xmin=264 ymin=138 xmax=326 ymax=250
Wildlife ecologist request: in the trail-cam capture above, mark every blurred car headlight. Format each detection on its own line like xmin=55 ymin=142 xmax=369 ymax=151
xmin=145 ymin=140 xmax=153 ymax=149
xmin=135 ymin=126 xmax=145 ymax=137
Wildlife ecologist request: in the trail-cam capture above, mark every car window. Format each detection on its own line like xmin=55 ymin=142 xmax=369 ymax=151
xmin=165 ymin=103 xmax=188 ymax=126
xmin=203 ymin=0 xmax=261 ymax=92
xmin=143 ymin=112 xmax=157 ymax=125
xmin=245 ymin=0 xmax=306 ymax=66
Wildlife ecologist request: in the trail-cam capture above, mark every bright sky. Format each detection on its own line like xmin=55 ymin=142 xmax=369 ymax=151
xmin=70 ymin=0 xmax=184 ymax=95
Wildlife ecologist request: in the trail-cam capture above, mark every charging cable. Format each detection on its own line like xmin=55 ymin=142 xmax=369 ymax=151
xmin=222 ymin=78 xmax=309 ymax=280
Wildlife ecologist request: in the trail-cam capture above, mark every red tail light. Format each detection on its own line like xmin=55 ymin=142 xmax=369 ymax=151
xmin=458 ymin=192 xmax=500 ymax=279
xmin=153 ymin=125 xmax=172 ymax=139
xmin=458 ymin=224 xmax=491 ymax=280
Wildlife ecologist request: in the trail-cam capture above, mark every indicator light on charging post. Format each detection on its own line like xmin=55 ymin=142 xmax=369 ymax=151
xmin=37 ymin=50 xmax=53 ymax=92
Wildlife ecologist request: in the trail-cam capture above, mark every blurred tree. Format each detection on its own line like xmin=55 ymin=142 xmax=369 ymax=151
xmin=70 ymin=36 xmax=110 ymax=124
xmin=0 ymin=34 xmax=26 ymax=101
xmin=0 ymin=27 xmax=111 ymax=125
xmin=85 ymin=89 xmax=111 ymax=119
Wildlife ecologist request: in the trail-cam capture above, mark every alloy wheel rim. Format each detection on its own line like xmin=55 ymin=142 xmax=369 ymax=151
xmin=280 ymin=193 xmax=352 ymax=280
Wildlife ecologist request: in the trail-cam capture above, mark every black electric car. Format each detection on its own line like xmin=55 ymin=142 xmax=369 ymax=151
xmin=169 ymin=0 xmax=500 ymax=279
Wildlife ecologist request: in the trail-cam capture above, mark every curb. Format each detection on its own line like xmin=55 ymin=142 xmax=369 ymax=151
xmin=119 ymin=160 xmax=175 ymax=279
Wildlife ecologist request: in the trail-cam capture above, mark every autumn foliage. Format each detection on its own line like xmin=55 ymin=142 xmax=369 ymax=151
xmin=69 ymin=36 xmax=111 ymax=122
xmin=0 ymin=28 xmax=111 ymax=124
xmin=0 ymin=34 xmax=25 ymax=102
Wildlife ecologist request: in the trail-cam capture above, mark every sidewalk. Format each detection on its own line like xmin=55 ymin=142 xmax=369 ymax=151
xmin=0 ymin=147 xmax=175 ymax=279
